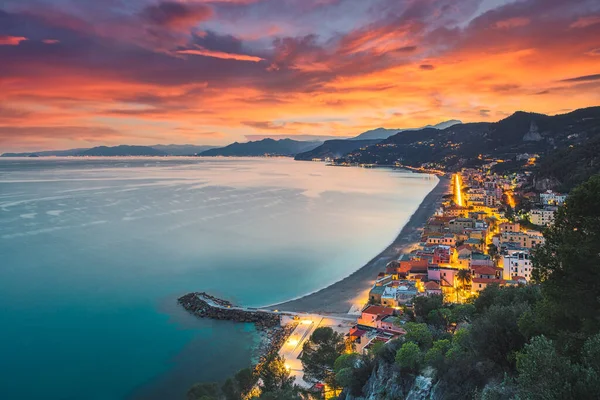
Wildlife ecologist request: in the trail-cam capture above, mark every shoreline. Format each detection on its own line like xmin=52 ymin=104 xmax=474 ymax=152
xmin=266 ymin=174 xmax=451 ymax=315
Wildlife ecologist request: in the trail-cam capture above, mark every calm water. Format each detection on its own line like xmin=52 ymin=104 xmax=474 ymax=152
xmin=0 ymin=157 xmax=437 ymax=399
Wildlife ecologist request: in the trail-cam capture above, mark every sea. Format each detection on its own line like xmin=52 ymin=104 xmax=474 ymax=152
xmin=0 ymin=157 xmax=438 ymax=400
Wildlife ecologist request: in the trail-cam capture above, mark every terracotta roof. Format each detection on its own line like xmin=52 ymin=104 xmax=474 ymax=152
xmin=362 ymin=305 xmax=395 ymax=316
xmin=472 ymin=277 xmax=505 ymax=284
xmin=472 ymin=265 xmax=501 ymax=276
xmin=424 ymin=281 xmax=441 ymax=290
xmin=349 ymin=327 xmax=367 ymax=337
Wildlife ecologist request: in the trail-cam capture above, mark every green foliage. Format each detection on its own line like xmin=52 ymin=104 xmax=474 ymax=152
xmin=300 ymin=327 xmax=345 ymax=386
xmin=395 ymin=342 xmax=422 ymax=373
xmin=516 ymin=336 xmax=576 ymax=399
xmin=532 ymin=175 xmax=600 ymax=349
xmin=259 ymin=353 xmax=295 ymax=393
xmin=187 ymin=382 xmax=220 ymax=400
xmin=413 ymin=295 xmax=443 ymax=320
xmin=470 ymin=304 xmax=529 ymax=370
xmin=403 ymin=322 xmax=433 ymax=349
xmin=222 ymin=367 xmax=256 ymax=400
xmin=333 ymin=353 xmax=359 ymax=373
xmin=449 ymin=303 xmax=475 ymax=324
xmin=334 ymin=367 xmax=354 ymax=389
xmin=424 ymin=339 xmax=451 ymax=370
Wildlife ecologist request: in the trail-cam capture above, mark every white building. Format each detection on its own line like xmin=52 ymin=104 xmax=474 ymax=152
xmin=530 ymin=208 xmax=556 ymax=226
xmin=503 ymin=250 xmax=533 ymax=281
xmin=540 ymin=190 xmax=567 ymax=206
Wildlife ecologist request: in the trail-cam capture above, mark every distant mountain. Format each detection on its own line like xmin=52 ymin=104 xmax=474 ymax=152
xmin=1 ymin=148 xmax=90 ymax=157
xmin=294 ymin=139 xmax=382 ymax=161
xmin=150 ymin=144 xmax=218 ymax=156
xmin=199 ymin=139 xmax=322 ymax=157
xmin=351 ymin=120 xmax=462 ymax=140
xmin=80 ymin=145 xmax=167 ymax=157
xmin=340 ymin=106 xmax=600 ymax=189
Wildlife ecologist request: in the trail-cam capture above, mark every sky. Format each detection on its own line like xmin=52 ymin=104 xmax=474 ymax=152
xmin=1 ymin=0 xmax=599 ymax=152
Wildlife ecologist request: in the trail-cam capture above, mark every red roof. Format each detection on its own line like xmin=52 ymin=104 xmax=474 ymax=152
xmin=457 ymin=244 xmax=473 ymax=251
xmin=349 ymin=327 xmax=367 ymax=337
xmin=472 ymin=277 xmax=505 ymax=284
xmin=472 ymin=265 xmax=501 ymax=276
xmin=362 ymin=305 xmax=395 ymax=316
xmin=424 ymin=281 xmax=441 ymax=290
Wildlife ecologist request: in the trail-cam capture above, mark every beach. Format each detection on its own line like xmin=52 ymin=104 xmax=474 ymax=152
xmin=267 ymin=175 xmax=450 ymax=315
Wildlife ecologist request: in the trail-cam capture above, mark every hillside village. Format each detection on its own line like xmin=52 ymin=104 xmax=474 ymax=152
xmin=345 ymin=165 xmax=567 ymax=355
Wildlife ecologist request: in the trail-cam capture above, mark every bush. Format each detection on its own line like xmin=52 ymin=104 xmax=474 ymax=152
xmin=395 ymin=342 xmax=422 ymax=373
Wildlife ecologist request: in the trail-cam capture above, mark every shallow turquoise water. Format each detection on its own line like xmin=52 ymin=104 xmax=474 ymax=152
xmin=0 ymin=157 xmax=437 ymax=399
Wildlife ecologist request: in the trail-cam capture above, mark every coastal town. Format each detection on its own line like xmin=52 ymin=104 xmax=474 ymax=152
xmin=343 ymin=165 xmax=564 ymax=356
xmin=179 ymin=158 xmax=572 ymax=399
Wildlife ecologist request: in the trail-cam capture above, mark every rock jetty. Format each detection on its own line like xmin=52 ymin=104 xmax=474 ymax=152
xmin=177 ymin=292 xmax=281 ymax=329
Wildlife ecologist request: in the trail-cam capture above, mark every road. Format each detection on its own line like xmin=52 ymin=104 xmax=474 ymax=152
xmin=278 ymin=315 xmax=355 ymax=388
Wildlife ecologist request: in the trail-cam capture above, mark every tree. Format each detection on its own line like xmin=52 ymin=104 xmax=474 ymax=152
xmin=457 ymin=269 xmax=471 ymax=290
xmin=487 ymin=243 xmax=499 ymax=259
xmin=222 ymin=367 xmax=256 ymax=400
xmin=516 ymin=336 xmax=575 ymax=400
xmin=187 ymin=383 xmax=220 ymax=400
xmin=532 ymin=175 xmax=600 ymax=347
xmin=413 ymin=295 xmax=443 ymax=320
xmin=424 ymin=339 xmax=451 ymax=370
xmin=300 ymin=327 xmax=345 ymax=386
xmin=395 ymin=342 xmax=422 ymax=373
xmin=403 ymin=322 xmax=433 ymax=349
xmin=471 ymin=304 xmax=528 ymax=370
xmin=259 ymin=353 xmax=295 ymax=393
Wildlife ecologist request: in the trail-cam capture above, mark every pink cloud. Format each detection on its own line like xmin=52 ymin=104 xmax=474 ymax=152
xmin=177 ymin=48 xmax=264 ymax=62
xmin=0 ymin=35 xmax=28 ymax=46
xmin=570 ymin=16 xmax=600 ymax=29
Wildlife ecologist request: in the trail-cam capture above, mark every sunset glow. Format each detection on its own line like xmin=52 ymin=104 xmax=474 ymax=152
xmin=1 ymin=0 xmax=599 ymax=152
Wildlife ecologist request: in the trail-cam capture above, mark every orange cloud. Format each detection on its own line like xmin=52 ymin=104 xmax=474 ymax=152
xmin=0 ymin=35 xmax=28 ymax=46
xmin=177 ymin=48 xmax=264 ymax=62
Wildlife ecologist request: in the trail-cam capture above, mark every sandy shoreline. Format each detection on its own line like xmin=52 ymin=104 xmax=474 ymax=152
xmin=266 ymin=175 xmax=451 ymax=315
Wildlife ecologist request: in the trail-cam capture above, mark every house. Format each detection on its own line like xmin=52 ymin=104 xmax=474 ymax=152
xmin=471 ymin=277 xmax=506 ymax=293
xmin=502 ymin=250 xmax=533 ymax=281
xmin=377 ymin=315 xmax=406 ymax=335
xmin=540 ymin=190 xmax=567 ymax=206
xmin=530 ymin=207 xmax=556 ymax=226
xmin=464 ymin=238 xmax=484 ymax=252
xmin=426 ymin=234 xmax=456 ymax=247
xmin=470 ymin=253 xmax=494 ymax=268
xmin=381 ymin=286 xmax=398 ymax=307
xmin=448 ymin=218 xmax=476 ymax=233
xmin=424 ymin=281 xmax=442 ymax=296
xmin=357 ymin=305 xmax=395 ymax=328
xmin=368 ymin=285 xmax=386 ymax=304
xmin=472 ymin=265 xmax=502 ymax=279
xmin=396 ymin=280 xmax=418 ymax=305
xmin=499 ymin=222 xmax=520 ymax=233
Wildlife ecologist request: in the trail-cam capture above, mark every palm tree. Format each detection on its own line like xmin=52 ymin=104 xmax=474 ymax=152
xmin=456 ymin=269 xmax=472 ymax=302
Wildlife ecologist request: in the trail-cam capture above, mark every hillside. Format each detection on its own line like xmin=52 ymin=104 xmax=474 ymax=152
xmin=351 ymin=120 xmax=462 ymax=140
xmin=80 ymin=145 xmax=167 ymax=156
xmin=294 ymin=139 xmax=381 ymax=161
xmin=150 ymin=144 xmax=217 ymax=156
xmin=342 ymin=107 xmax=600 ymax=187
xmin=1 ymin=148 xmax=90 ymax=157
xmin=199 ymin=139 xmax=322 ymax=157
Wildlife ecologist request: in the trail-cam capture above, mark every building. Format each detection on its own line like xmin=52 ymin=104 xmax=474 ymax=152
xmin=368 ymin=285 xmax=386 ymax=304
xmin=540 ymin=190 xmax=567 ymax=206
xmin=499 ymin=222 xmax=520 ymax=233
xmin=357 ymin=305 xmax=395 ymax=328
xmin=424 ymin=281 xmax=442 ymax=296
xmin=530 ymin=208 xmax=556 ymax=226
xmin=502 ymin=250 xmax=533 ymax=281
xmin=449 ymin=218 xmax=476 ymax=233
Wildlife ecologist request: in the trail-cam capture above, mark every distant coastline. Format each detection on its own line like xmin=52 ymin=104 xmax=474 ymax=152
xmin=267 ymin=174 xmax=450 ymax=315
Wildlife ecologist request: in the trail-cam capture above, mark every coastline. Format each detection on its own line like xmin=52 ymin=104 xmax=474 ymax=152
xmin=266 ymin=174 xmax=451 ymax=315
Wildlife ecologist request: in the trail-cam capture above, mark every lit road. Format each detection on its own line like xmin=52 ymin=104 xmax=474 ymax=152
xmin=454 ymin=173 xmax=464 ymax=206
xmin=279 ymin=315 xmax=355 ymax=388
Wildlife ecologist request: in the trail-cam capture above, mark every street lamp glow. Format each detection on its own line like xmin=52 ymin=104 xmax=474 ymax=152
xmin=300 ymin=320 xmax=313 ymax=325
xmin=287 ymin=338 xmax=299 ymax=346
xmin=454 ymin=174 xmax=464 ymax=207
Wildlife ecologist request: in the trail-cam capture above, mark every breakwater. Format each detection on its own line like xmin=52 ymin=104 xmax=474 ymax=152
xmin=177 ymin=292 xmax=281 ymax=329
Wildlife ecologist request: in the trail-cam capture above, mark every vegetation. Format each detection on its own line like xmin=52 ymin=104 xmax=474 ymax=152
xmin=331 ymin=174 xmax=600 ymax=399
xmin=300 ymin=327 xmax=346 ymax=388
